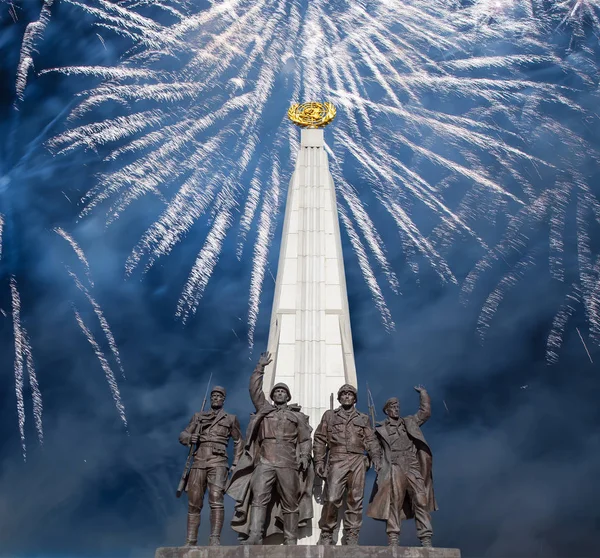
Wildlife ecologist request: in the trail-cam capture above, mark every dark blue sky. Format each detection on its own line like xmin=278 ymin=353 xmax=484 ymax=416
xmin=1 ymin=2 xmax=599 ymax=557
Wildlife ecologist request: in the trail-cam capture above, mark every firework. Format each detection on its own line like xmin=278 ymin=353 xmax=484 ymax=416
xmin=21 ymin=0 xmax=592 ymax=360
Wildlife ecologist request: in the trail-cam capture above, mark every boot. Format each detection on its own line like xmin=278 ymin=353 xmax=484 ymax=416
xmin=344 ymin=529 xmax=359 ymax=546
xmin=185 ymin=512 xmax=201 ymax=546
xmin=421 ymin=536 xmax=433 ymax=548
xmin=387 ymin=533 xmax=400 ymax=546
xmin=208 ymin=507 xmax=224 ymax=546
xmin=242 ymin=506 xmax=267 ymax=545
xmin=317 ymin=531 xmax=334 ymax=546
xmin=283 ymin=512 xmax=299 ymax=545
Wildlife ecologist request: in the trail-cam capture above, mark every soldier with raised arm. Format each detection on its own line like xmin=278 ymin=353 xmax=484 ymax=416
xmin=313 ymin=384 xmax=381 ymax=546
xmin=367 ymin=385 xmax=438 ymax=548
xmin=178 ymin=386 xmax=244 ymax=546
xmin=225 ymin=352 xmax=314 ymax=545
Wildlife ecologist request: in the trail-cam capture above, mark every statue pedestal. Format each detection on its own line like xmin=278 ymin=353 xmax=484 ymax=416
xmin=155 ymin=546 xmax=461 ymax=558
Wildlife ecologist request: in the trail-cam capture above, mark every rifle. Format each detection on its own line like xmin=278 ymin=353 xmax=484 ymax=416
xmin=366 ymin=382 xmax=376 ymax=430
xmin=176 ymin=372 xmax=213 ymax=498
xmin=330 ymin=392 xmax=334 ymax=411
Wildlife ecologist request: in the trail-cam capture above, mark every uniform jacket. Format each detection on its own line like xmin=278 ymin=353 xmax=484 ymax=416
xmin=367 ymin=391 xmax=438 ymax=521
xmin=313 ymin=406 xmax=380 ymax=466
xmin=225 ymin=365 xmax=314 ymax=538
xmin=179 ymin=408 xmax=244 ymax=469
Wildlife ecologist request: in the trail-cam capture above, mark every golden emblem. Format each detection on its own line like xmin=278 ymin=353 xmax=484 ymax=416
xmin=287 ymin=102 xmax=336 ymax=128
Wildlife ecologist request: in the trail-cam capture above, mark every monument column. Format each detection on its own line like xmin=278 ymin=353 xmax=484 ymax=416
xmin=262 ymin=103 xmax=357 ymax=544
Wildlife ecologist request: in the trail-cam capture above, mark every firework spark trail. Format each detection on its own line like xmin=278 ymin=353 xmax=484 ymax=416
xmin=176 ymin=209 xmax=234 ymax=323
xmin=22 ymin=328 xmax=43 ymax=444
xmin=10 ymin=277 xmax=26 ymax=460
xmin=576 ymin=327 xmax=594 ymax=363
xmin=56 ymin=224 xmax=128 ymax=386
xmin=555 ymin=0 xmax=600 ymax=35
xmin=73 ymin=307 xmax=127 ymax=428
xmin=237 ymin=165 xmax=264 ymax=260
xmin=477 ymin=253 xmax=537 ymax=341
xmin=55 ymin=227 xmax=94 ymax=287
xmin=46 ymin=0 xmax=599 ymax=350
xmin=15 ymin=0 xmax=54 ymax=101
xmin=547 ymin=286 xmax=580 ymax=363
xmin=63 ymin=0 xmax=172 ymax=51
xmin=67 ymin=269 xmax=126 ymax=379
xmin=248 ymin=158 xmax=282 ymax=348
xmin=339 ymin=208 xmax=395 ymax=331
xmin=326 ymin=147 xmax=400 ymax=294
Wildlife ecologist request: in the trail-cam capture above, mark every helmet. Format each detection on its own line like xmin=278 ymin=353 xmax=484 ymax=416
xmin=270 ymin=382 xmax=291 ymax=402
xmin=211 ymin=386 xmax=226 ymax=398
xmin=383 ymin=397 xmax=399 ymax=414
xmin=337 ymin=383 xmax=358 ymax=402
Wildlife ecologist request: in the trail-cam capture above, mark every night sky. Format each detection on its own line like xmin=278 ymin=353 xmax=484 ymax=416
xmin=1 ymin=2 xmax=599 ymax=557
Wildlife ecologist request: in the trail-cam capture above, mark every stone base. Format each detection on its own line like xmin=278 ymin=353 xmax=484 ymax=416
xmin=155 ymin=546 xmax=461 ymax=558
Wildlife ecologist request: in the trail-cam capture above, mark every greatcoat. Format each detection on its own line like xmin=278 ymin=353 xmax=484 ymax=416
xmin=225 ymin=366 xmax=314 ymax=538
xmin=367 ymin=392 xmax=438 ymax=522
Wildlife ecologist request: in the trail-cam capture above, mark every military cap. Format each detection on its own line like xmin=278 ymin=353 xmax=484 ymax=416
xmin=270 ymin=382 xmax=291 ymax=401
xmin=383 ymin=397 xmax=399 ymax=414
xmin=337 ymin=383 xmax=358 ymax=402
xmin=211 ymin=386 xmax=227 ymax=397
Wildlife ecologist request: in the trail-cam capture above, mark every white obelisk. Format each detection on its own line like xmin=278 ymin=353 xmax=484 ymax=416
xmin=263 ymin=106 xmax=357 ymax=544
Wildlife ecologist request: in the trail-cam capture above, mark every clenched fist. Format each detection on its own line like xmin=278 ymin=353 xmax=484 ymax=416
xmin=315 ymin=461 xmax=327 ymax=479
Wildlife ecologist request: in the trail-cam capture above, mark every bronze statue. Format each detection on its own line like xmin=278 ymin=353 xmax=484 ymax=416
xmin=367 ymin=386 xmax=438 ymax=548
xmin=313 ymin=384 xmax=381 ymax=546
xmin=178 ymin=386 xmax=244 ymax=546
xmin=225 ymin=352 xmax=314 ymax=545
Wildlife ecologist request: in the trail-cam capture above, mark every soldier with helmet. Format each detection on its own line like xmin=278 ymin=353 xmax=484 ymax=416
xmin=178 ymin=385 xmax=244 ymax=546
xmin=226 ymin=351 xmax=313 ymax=545
xmin=313 ymin=383 xmax=381 ymax=546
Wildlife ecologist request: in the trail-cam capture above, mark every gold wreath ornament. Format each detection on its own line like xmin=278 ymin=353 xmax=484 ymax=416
xmin=287 ymin=102 xmax=336 ymax=128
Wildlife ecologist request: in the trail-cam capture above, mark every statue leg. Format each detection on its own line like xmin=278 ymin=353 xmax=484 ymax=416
xmin=244 ymin=464 xmax=276 ymax=545
xmin=318 ymin=457 xmax=348 ymax=544
xmin=406 ymin=472 xmax=433 ymax=547
xmin=342 ymin=454 xmax=367 ymax=546
xmin=276 ymin=468 xmax=300 ymax=545
xmin=186 ymin=468 xmax=208 ymax=546
xmin=386 ymin=464 xmax=406 ymax=546
xmin=207 ymin=466 xmax=228 ymax=546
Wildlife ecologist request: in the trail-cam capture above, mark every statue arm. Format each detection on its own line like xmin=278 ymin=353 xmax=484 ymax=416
xmin=249 ymin=363 xmax=268 ymax=412
xmin=298 ymin=415 xmax=312 ymax=460
xmin=365 ymin=424 xmax=382 ymax=466
xmin=230 ymin=415 xmax=244 ymax=467
xmin=313 ymin=412 xmax=329 ymax=465
xmin=178 ymin=414 xmax=197 ymax=446
xmin=414 ymin=388 xmax=431 ymax=426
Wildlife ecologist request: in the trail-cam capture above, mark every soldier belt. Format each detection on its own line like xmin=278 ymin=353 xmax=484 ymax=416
xmin=328 ymin=447 xmax=365 ymax=455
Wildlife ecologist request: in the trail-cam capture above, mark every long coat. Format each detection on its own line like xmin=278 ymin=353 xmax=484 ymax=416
xmin=225 ymin=365 xmax=314 ymax=539
xmin=367 ymin=392 xmax=438 ymax=521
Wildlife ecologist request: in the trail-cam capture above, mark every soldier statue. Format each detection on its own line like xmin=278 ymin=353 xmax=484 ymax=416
xmin=313 ymin=384 xmax=381 ymax=546
xmin=367 ymin=386 xmax=438 ymax=548
xmin=178 ymin=385 xmax=244 ymax=546
xmin=226 ymin=351 xmax=314 ymax=545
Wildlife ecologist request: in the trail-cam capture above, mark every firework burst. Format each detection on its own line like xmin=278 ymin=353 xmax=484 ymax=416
xmin=2 ymin=0 xmax=129 ymax=458
xmin=38 ymin=0 xmax=600 ymax=357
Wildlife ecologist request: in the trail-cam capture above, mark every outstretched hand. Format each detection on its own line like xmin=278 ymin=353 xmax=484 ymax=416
xmin=258 ymin=351 xmax=273 ymax=368
xmin=414 ymin=384 xmax=426 ymax=393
